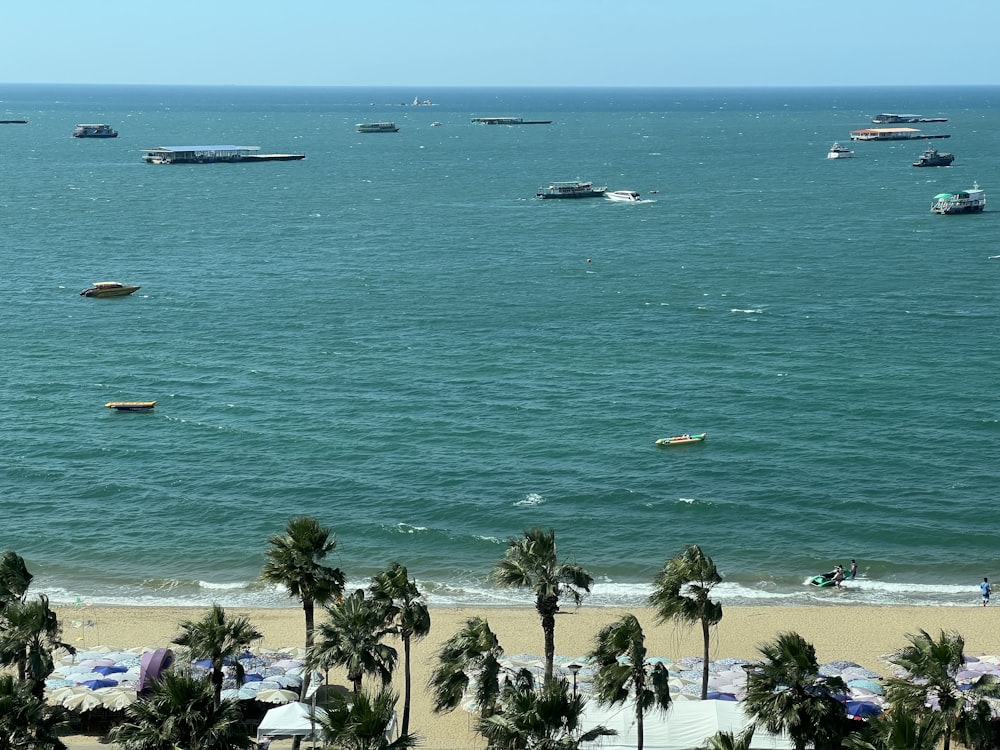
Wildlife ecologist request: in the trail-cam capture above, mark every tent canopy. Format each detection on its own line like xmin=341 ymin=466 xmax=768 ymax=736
xmin=583 ymin=699 xmax=795 ymax=750
xmin=257 ymin=701 xmax=328 ymax=741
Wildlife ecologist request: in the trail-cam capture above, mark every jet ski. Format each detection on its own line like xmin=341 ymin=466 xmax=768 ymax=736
xmin=809 ymin=570 xmax=838 ymax=587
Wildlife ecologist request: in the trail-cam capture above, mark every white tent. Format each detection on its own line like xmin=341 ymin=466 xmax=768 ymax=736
xmin=256 ymin=701 xmax=328 ymax=742
xmin=583 ymin=699 xmax=795 ymax=750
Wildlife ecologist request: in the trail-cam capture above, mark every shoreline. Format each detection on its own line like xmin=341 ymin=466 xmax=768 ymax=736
xmin=56 ymin=603 xmax=1000 ymax=750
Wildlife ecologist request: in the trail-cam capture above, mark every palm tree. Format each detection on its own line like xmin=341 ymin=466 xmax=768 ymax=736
xmin=697 ymin=726 xmax=756 ymax=750
xmin=0 ymin=550 xmax=33 ymax=608
xmin=308 ymin=588 xmax=398 ymax=695
xmin=885 ymin=629 xmax=1000 ymax=750
xmin=369 ymin=561 xmax=431 ymax=736
xmin=0 ymin=594 xmax=75 ymax=699
xmin=0 ymin=673 xmax=70 ymax=750
xmin=648 ymin=544 xmax=722 ymax=699
xmin=428 ymin=615 xmax=505 ymax=719
xmin=477 ymin=671 xmax=615 ymax=750
xmin=587 ymin=613 xmax=671 ymax=750
xmin=109 ymin=670 xmax=253 ymax=750
xmin=172 ymin=603 xmax=262 ymax=707
xmin=491 ymin=527 xmax=593 ymax=682
xmin=319 ymin=687 xmax=420 ymax=750
xmin=741 ymin=631 xmax=847 ymax=750
xmin=842 ymin=708 xmax=942 ymax=750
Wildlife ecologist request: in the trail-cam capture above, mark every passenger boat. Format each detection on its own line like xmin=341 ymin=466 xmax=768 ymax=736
xmin=826 ymin=142 xmax=854 ymax=159
xmin=931 ymin=182 xmax=986 ymax=214
xmin=72 ymin=123 xmax=118 ymax=138
xmin=80 ymin=281 xmax=140 ymax=298
xmin=654 ymin=433 xmax=707 ymax=446
xmin=536 ymin=181 xmax=607 ymax=199
xmin=141 ymin=146 xmax=304 ymax=164
xmin=105 ymin=401 xmax=156 ymax=411
xmin=912 ymin=148 xmax=955 ymax=167
xmin=606 ymin=190 xmax=642 ymax=202
xmin=471 ymin=117 xmax=552 ymax=125
xmin=872 ymin=113 xmax=947 ymax=124
xmin=356 ymin=122 xmax=400 ymax=133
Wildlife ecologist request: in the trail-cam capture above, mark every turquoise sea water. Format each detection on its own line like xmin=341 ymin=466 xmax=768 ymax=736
xmin=2 ymin=84 xmax=998 ymax=610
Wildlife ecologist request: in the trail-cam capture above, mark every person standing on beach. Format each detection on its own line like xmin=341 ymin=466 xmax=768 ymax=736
xmin=849 ymin=560 xmax=858 ymax=579
xmin=982 ymin=577 xmax=991 ymax=606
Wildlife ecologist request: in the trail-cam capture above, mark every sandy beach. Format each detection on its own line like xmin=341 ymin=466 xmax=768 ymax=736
xmin=56 ymin=603 xmax=1000 ymax=749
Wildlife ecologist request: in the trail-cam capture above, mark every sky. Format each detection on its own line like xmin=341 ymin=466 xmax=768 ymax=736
xmin=3 ymin=1 xmax=999 ymax=88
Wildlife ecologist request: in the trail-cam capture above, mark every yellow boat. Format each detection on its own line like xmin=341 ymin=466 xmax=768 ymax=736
xmin=105 ymin=401 xmax=157 ymax=411
xmin=655 ymin=432 xmax=707 ymax=446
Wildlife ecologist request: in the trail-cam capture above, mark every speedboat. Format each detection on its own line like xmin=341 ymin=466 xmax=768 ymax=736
xmin=606 ymin=190 xmax=642 ymax=202
xmin=80 ymin=281 xmax=140 ymax=298
xmin=654 ymin=432 xmax=707 ymax=446
xmin=105 ymin=401 xmax=156 ymax=411
xmin=827 ymin=142 xmax=854 ymax=159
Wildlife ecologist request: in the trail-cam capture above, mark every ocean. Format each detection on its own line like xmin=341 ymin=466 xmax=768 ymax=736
xmin=2 ymin=84 xmax=998 ymax=611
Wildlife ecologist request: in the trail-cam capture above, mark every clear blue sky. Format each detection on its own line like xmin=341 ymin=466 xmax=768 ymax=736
xmin=4 ymin=1 xmax=998 ymax=88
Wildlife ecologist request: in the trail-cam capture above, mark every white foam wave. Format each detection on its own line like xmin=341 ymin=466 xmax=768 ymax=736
xmin=514 ymin=493 xmax=545 ymax=507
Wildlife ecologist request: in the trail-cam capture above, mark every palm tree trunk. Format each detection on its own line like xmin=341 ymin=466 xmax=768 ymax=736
xmin=636 ymin=700 xmax=645 ymax=750
xmin=402 ymin=635 xmax=412 ymax=735
xmin=539 ymin=594 xmax=558 ymax=683
xmin=701 ymin=616 xmax=710 ymax=700
xmin=299 ymin=598 xmax=315 ymax=701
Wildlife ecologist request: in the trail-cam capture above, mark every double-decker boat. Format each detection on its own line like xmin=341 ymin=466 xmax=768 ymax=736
xmin=73 ymin=123 xmax=118 ymax=138
xmin=356 ymin=122 xmax=399 ymax=133
xmin=827 ymin=142 xmax=854 ymax=159
xmin=536 ymin=181 xmax=607 ymax=199
xmin=931 ymin=182 xmax=986 ymax=214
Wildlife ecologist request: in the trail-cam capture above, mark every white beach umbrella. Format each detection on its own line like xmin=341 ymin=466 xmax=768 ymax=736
xmin=63 ymin=691 xmax=105 ymax=712
xmin=100 ymin=688 xmax=138 ymax=711
xmin=48 ymin=686 xmax=88 ymax=706
xmin=256 ymin=688 xmax=299 ymax=704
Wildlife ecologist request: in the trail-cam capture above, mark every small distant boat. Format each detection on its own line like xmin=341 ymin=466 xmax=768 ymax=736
xmin=606 ymin=190 xmax=642 ymax=202
xmin=912 ymin=147 xmax=955 ymax=167
xmin=536 ymin=181 xmax=607 ymax=199
xmin=356 ymin=122 xmax=399 ymax=133
xmin=431 ymin=121 xmax=443 ymax=127
xmin=80 ymin=281 xmax=140 ymax=298
xmin=872 ymin=113 xmax=947 ymax=124
xmin=827 ymin=142 xmax=854 ymax=159
xmin=931 ymin=182 xmax=986 ymax=214
xmin=654 ymin=433 xmax=707 ymax=446
xmin=73 ymin=123 xmax=118 ymax=138
xmin=105 ymin=401 xmax=156 ymax=411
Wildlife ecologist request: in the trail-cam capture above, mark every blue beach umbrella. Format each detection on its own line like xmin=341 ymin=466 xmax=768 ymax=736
xmin=80 ymin=678 xmax=117 ymax=690
xmin=846 ymin=700 xmax=883 ymax=720
xmin=705 ymin=691 xmax=738 ymax=701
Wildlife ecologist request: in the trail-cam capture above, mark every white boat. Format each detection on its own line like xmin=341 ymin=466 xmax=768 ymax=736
xmin=73 ymin=123 xmax=118 ymax=138
xmin=536 ymin=181 xmax=607 ymax=199
xmin=80 ymin=281 xmax=140 ymax=298
xmin=356 ymin=122 xmax=399 ymax=133
xmin=931 ymin=182 xmax=986 ymax=214
xmin=605 ymin=190 xmax=641 ymax=202
xmin=827 ymin=142 xmax=853 ymax=159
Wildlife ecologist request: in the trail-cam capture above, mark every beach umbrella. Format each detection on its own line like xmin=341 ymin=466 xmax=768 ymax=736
xmin=94 ymin=665 xmax=128 ymax=676
xmin=80 ymin=678 xmax=119 ymax=690
xmin=100 ymin=688 xmax=138 ymax=711
xmin=846 ymin=700 xmax=883 ymax=720
xmin=847 ymin=679 xmax=884 ymax=695
xmin=272 ymin=658 xmax=303 ymax=670
xmin=705 ymin=692 xmax=738 ymax=701
xmin=48 ymin=686 xmax=88 ymax=706
xmin=64 ymin=691 xmax=105 ymax=712
xmin=79 ymin=658 xmax=115 ymax=669
xmin=256 ymin=688 xmax=299 ymax=704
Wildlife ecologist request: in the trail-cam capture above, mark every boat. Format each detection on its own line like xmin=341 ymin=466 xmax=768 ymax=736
xmin=80 ymin=281 xmax=140 ymax=298
xmin=654 ymin=433 xmax=707 ymax=446
xmin=105 ymin=401 xmax=156 ymax=411
xmin=536 ymin=181 xmax=607 ymax=199
xmin=850 ymin=128 xmax=950 ymax=141
xmin=471 ymin=117 xmax=552 ymax=125
xmin=141 ymin=146 xmax=304 ymax=164
xmin=931 ymin=182 xmax=986 ymax=214
xmin=872 ymin=113 xmax=948 ymax=124
xmin=809 ymin=570 xmax=838 ymax=587
xmin=606 ymin=190 xmax=642 ymax=202
xmin=72 ymin=123 xmax=118 ymax=138
xmin=356 ymin=122 xmax=399 ymax=133
xmin=912 ymin=148 xmax=955 ymax=167
xmin=826 ymin=142 xmax=854 ymax=159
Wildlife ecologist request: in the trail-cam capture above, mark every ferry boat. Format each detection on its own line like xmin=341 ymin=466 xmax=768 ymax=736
xmin=872 ymin=113 xmax=948 ymax=124
xmin=536 ymin=181 xmax=607 ymax=199
xmin=141 ymin=146 xmax=304 ymax=164
xmin=605 ymin=190 xmax=642 ymax=202
xmin=912 ymin=148 xmax=955 ymax=167
xmin=931 ymin=182 xmax=986 ymax=214
xmin=850 ymin=128 xmax=950 ymax=142
xmin=80 ymin=281 xmax=140 ymax=298
xmin=73 ymin=123 xmax=118 ymax=138
xmin=471 ymin=117 xmax=552 ymax=125
xmin=356 ymin=122 xmax=399 ymax=133
xmin=827 ymin=142 xmax=854 ymax=159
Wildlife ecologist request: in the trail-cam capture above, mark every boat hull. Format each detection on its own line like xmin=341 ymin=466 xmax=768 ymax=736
xmin=105 ymin=401 xmax=157 ymax=411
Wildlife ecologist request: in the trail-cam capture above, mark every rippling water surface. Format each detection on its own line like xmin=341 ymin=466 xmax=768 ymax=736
xmin=2 ymin=84 xmax=998 ymax=609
